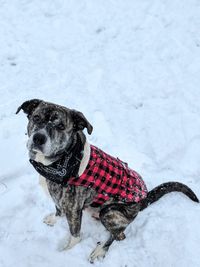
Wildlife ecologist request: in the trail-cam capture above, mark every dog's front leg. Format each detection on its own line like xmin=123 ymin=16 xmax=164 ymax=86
xmin=43 ymin=206 xmax=62 ymax=226
xmin=65 ymin=207 xmax=82 ymax=250
xmin=59 ymin=208 xmax=82 ymax=251
xmin=58 ymin=186 xmax=89 ymax=251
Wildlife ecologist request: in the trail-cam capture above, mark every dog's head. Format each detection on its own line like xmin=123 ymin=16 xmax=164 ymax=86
xmin=16 ymin=99 xmax=93 ymax=159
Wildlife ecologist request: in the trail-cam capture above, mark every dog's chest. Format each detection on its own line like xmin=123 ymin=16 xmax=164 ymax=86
xmin=46 ymin=180 xmax=67 ymax=210
xmin=46 ymin=179 xmax=97 ymax=213
xmin=35 ymin=142 xmax=92 ymax=211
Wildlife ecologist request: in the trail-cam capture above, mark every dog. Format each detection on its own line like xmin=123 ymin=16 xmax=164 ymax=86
xmin=16 ymin=99 xmax=199 ymax=263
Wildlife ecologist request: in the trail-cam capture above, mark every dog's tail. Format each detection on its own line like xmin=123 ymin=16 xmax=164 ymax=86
xmin=140 ymin=182 xmax=199 ymax=211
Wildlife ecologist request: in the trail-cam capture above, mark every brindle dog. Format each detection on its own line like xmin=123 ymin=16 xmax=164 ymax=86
xmin=16 ymin=99 xmax=199 ymax=263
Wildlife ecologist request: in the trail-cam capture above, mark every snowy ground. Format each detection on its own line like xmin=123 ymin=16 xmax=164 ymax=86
xmin=0 ymin=0 xmax=200 ymax=266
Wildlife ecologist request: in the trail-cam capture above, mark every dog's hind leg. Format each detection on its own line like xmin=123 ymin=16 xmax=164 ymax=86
xmin=89 ymin=202 xmax=140 ymax=263
xmin=89 ymin=235 xmax=114 ymax=263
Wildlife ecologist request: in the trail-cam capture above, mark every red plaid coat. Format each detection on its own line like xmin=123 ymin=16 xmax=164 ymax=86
xmin=67 ymin=145 xmax=148 ymax=206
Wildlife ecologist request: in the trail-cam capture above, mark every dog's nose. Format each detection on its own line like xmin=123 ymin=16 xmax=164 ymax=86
xmin=33 ymin=133 xmax=47 ymax=146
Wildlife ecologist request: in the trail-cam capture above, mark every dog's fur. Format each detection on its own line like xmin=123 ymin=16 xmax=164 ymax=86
xmin=16 ymin=99 xmax=199 ymax=263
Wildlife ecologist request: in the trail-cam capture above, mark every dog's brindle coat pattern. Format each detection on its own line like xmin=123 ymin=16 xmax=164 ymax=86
xmin=16 ymin=99 xmax=199 ymax=263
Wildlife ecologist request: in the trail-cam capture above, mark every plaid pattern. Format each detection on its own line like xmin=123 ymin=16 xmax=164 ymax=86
xmin=67 ymin=145 xmax=148 ymax=205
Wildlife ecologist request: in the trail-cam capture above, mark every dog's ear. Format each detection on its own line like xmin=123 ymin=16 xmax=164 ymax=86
xmin=71 ymin=110 xmax=93 ymax=135
xmin=16 ymin=99 xmax=42 ymax=117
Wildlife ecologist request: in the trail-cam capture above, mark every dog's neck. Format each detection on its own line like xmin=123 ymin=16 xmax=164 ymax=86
xmin=78 ymin=140 xmax=90 ymax=176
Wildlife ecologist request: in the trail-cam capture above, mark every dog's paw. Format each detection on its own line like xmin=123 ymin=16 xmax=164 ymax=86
xmin=43 ymin=213 xmax=57 ymax=226
xmin=58 ymin=235 xmax=81 ymax=251
xmin=89 ymin=242 xmax=108 ymax=263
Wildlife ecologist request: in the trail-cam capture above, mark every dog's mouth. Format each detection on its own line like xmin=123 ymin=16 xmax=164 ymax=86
xmin=27 ymin=135 xmax=62 ymax=160
xmin=28 ymin=149 xmax=37 ymax=160
xmin=27 ymin=132 xmax=48 ymax=158
xmin=28 ymin=143 xmax=53 ymax=160
xmin=27 ymin=129 xmax=73 ymax=160
xmin=28 ymin=145 xmax=43 ymax=159
xmin=32 ymin=146 xmax=43 ymax=153
xmin=27 ymin=140 xmax=45 ymax=153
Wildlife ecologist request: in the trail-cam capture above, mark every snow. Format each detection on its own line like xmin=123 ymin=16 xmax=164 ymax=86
xmin=0 ymin=0 xmax=200 ymax=266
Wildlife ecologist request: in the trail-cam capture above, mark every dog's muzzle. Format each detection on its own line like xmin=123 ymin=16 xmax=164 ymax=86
xmin=33 ymin=133 xmax=47 ymax=147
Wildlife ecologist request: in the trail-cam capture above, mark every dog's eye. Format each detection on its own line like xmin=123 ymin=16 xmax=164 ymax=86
xmin=57 ymin=123 xmax=65 ymax=130
xmin=32 ymin=115 xmax=41 ymax=123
